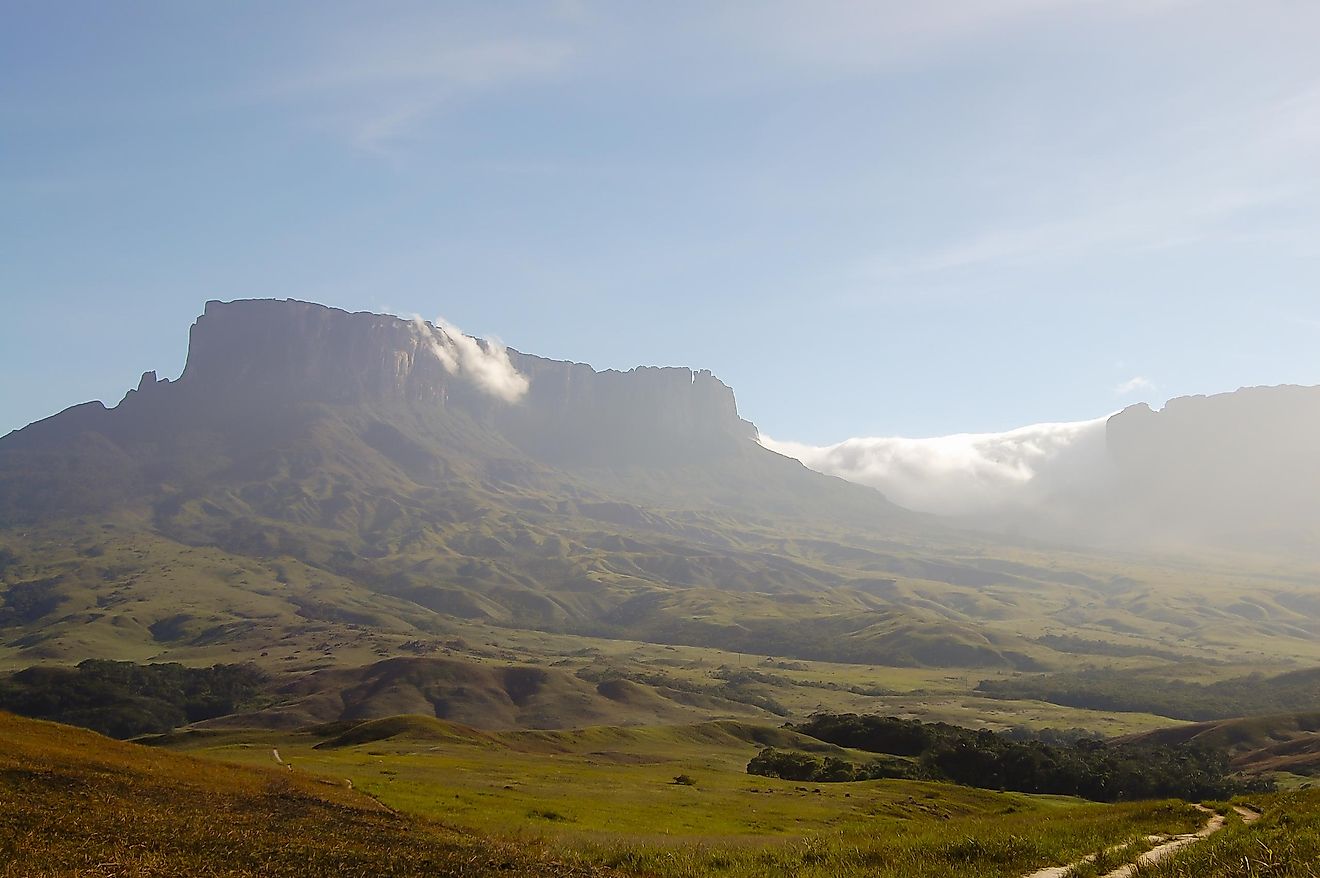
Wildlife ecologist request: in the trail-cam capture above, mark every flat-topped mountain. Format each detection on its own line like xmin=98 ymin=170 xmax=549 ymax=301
xmin=7 ymin=299 xmax=756 ymax=468
xmin=3 ymin=299 xmax=1318 ymax=679
xmin=2 ymin=300 xmax=869 ymax=524
xmin=6 ymin=300 xmax=1030 ymax=671
xmin=1103 ymin=385 xmax=1320 ymax=553
xmin=977 ymin=384 xmax=1320 ymax=554
xmin=180 ymin=299 xmax=757 ymax=462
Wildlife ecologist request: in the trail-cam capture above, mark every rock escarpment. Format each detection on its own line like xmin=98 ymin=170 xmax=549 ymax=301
xmin=1103 ymin=385 xmax=1320 ymax=551
xmin=1 ymin=299 xmax=879 ymax=531
xmin=5 ymin=299 xmax=757 ymax=466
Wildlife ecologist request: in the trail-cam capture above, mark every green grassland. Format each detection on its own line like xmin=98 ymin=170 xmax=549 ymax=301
xmin=10 ymin=692 xmax=1320 ymax=878
xmin=1 ymin=518 xmax=1202 ymax=736
xmin=0 ymin=709 xmax=1218 ymax=878
xmin=158 ymin=713 xmax=1209 ymax=877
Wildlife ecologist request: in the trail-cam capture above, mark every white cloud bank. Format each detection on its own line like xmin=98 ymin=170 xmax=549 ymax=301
xmin=762 ymin=417 xmax=1112 ymax=517
xmin=410 ymin=315 xmax=529 ymax=403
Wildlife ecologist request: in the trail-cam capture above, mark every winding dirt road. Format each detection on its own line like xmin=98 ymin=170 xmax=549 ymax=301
xmin=1023 ymin=804 xmax=1261 ymax=878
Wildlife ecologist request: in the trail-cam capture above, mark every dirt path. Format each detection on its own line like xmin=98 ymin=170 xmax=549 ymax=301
xmin=1023 ymin=805 xmax=1261 ymax=878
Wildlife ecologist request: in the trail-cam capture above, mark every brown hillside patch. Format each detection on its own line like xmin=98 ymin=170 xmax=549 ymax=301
xmin=0 ymin=711 xmax=613 ymax=877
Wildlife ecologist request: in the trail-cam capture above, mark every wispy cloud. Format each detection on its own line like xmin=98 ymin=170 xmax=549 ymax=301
xmin=858 ymin=183 xmax=1293 ymax=282
xmin=726 ymin=0 xmax=1184 ymax=74
xmin=266 ymin=29 xmax=574 ymax=153
xmin=1113 ymin=376 xmax=1156 ymax=396
xmin=853 ymin=81 xmax=1320 ymax=284
xmin=277 ymin=38 xmax=572 ymax=96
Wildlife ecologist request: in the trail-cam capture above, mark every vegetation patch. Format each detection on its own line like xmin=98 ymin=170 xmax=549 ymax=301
xmin=976 ymin=667 xmax=1320 ymax=722
xmin=0 ymin=659 xmax=269 ymax=738
xmin=748 ymin=747 xmax=918 ymax=782
xmin=785 ymin=713 xmax=1270 ymax=801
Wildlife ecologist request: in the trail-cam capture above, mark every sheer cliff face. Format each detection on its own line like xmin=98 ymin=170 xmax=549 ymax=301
xmin=178 ymin=299 xmax=448 ymax=406
xmin=181 ymin=299 xmax=756 ymax=463
xmin=27 ymin=299 xmax=757 ymax=467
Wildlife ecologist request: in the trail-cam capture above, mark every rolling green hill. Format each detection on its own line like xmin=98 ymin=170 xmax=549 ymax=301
xmin=1124 ymin=711 xmax=1320 ymax=777
xmin=204 ymin=655 xmax=770 ymax=730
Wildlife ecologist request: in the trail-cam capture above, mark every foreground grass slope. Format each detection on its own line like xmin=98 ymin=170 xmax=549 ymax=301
xmin=0 ymin=711 xmax=609 ymax=878
xmin=7 ymin=707 xmax=1275 ymax=878
xmin=1137 ymin=791 xmax=1320 ymax=877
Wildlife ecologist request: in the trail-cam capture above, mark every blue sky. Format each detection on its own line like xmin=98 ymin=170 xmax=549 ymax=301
xmin=4 ymin=1 xmax=1320 ymax=444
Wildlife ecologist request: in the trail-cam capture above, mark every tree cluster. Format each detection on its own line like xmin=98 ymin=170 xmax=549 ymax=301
xmin=747 ymin=747 xmax=918 ymax=783
xmin=748 ymin=713 xmax=1272 ymax=802
xmin=0 ymin=659 xmax=269 ymax=738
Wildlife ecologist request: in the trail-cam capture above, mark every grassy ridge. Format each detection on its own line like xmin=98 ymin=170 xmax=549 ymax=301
xmin=0 ymin=651 xmax=1189 ymax=740
xmin=0 ymin=711 xmax=608 ymax=878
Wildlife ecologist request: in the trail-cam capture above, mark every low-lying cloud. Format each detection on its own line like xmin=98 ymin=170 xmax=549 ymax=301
xmin=762 ymin=417 xmax=1112 ymax=517
xmin=411 ymin=315 xmax=529 ymax=403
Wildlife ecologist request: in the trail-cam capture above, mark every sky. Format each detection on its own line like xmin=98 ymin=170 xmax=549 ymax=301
xmin=4 ymin=1 xmax=1320 ymax=445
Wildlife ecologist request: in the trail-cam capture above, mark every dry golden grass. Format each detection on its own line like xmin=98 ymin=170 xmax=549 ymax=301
xmin=0 ymin=711 xmax=614 ymax=877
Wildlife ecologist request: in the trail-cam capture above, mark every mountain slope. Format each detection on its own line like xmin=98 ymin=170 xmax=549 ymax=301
xmin=0 ymin=300 xmax=1038 ymax=670
xmin=3 ymin=299 xmax=1320 ymax=675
